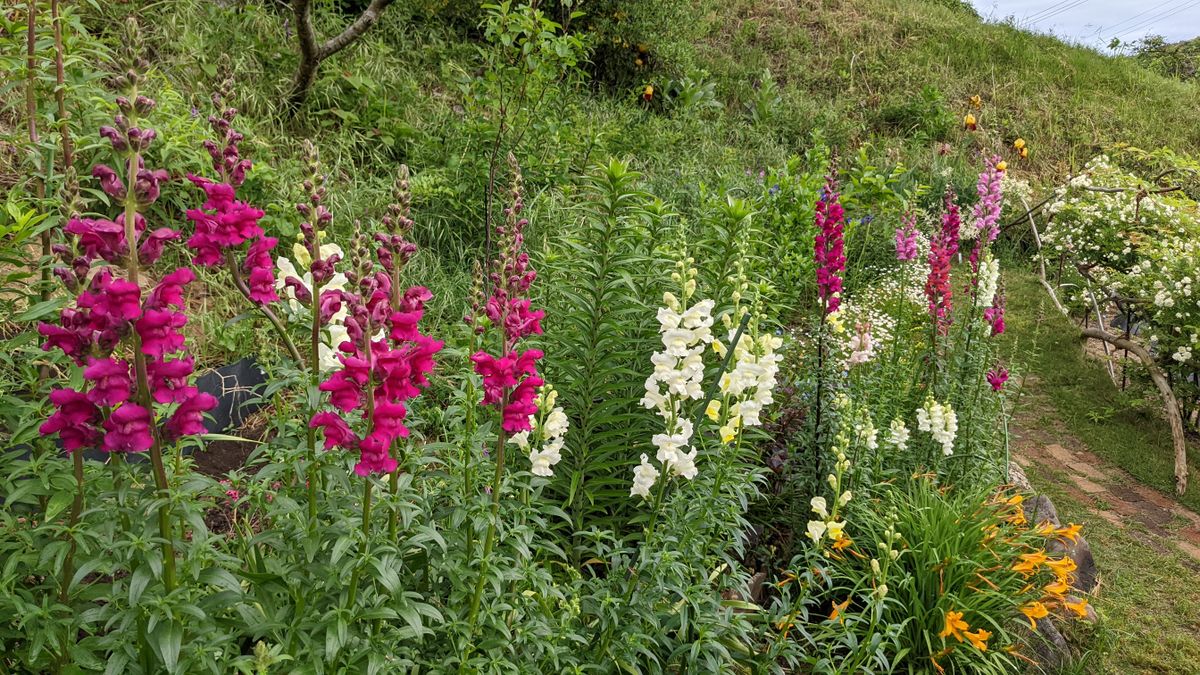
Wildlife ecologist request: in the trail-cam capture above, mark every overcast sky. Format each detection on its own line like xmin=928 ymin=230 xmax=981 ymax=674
xmin=969 ymin=0 xmax=1200 ymax=48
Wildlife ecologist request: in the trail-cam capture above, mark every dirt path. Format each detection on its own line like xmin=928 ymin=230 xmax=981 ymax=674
xmin=1009 ymin=386 xmax=1200 ymax=567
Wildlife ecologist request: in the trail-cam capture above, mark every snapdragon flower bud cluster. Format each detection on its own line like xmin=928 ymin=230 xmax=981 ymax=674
xmin=509 ymin=384 xmax=569 ymax=476
xmin=470 ymin=156 xmax=547 ymax=435
xmin=40 ymin=96 xmax=215 ymax=453
xmin=916 ymin=397 xmax=958 ymax=456
xmin=894 ymin=211 xmax=919 ymax=262
xmin=711 ymin=322 xmax=783 ymax=441
xmin=184 ymin=87 xmax=279 ymax=305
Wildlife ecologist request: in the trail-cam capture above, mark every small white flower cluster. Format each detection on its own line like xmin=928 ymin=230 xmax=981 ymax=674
xmin=845 ymin=322 xmax=875 ymax=368
xmin=510 ymin=384 xmax=568 ymax=477
xmin=713 ymin=324 xmax=784 ymax=434
xmin=1173 ymin=345 xmax=1193 ymax=363
xmin=975 ymin=254 xmax=1001 ymax=309
xmin=633 ymin=261 xmax=714 ymax=498
xmin=888 ymin=418 xmax=910 ymax=451
xmin=276 ymin=241 xmax=354 ymax=373
xmin=916 ymin=397 xmax=958 ymax=456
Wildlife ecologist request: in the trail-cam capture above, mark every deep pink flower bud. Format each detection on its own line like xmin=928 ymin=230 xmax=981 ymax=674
xmin=145 ymin=268 xmax=195 ymax=311
xmin=92 ymin=164 xmax=126 ymax=199
xmin=284 ymin=276 xmax=312 ymax=304
xmin=102 ymin=403 xmax=154 ymax=452
xmin=99 ymin=126 xmax=127 ymax=152
xmin=134 ymin=168 xmax=170 ymax=204
xmin=138 ymin=228 xmax=181 ymax=265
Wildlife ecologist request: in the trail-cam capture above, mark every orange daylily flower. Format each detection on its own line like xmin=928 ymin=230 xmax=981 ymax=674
xmin=1012 ymin=551 xmax=1047 ymax=575
xmin=1005 ymin=494 xmax=1024 ymax=507
xmin=1044 ymin=579 xmax=1070 ymax=598
xmin=831 ymin=535 xmax=853 ymax=552
xmin=965 ymin=628 xmax=992 ymax=651
xmin=1064 ymin=598 xmax=1090 ymax=619
xmin=969 ymin=94 xmax=982 ymax=108
xmin=1055 ymin=523 xmax=1083 ymax=542
xmin=1035 ymin=521 xmax=1056 ymax=537
xmin=830 ymin=597 xmax=851 ymax=623
xmin=642 ymin=85 xmax=654 ymax=101
xmin=1013 ymin=138 xmax=1026 ymax=150
xmin=995 ymin=160 xmax=1008 ymax=172
xmin=938 ymin=609 xmax=970 ymax=642
xmin=1020 ymin=601 xmax=1049 ymax=630
xmin=1045 ymin=556 xmax=1077 ymax=583
xmin=1019 ymin=146 xmax=1029 ymax=159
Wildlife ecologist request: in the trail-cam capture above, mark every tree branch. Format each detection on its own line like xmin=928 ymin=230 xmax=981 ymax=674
xmin=1081 ymin=327 xmax=1190 ymax=495
xmin=287 ymin=0 xmax=396 ymax=114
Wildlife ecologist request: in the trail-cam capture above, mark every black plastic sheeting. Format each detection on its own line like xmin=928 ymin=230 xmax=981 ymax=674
xmin=11 ymin=357 xmax=268 ymax=463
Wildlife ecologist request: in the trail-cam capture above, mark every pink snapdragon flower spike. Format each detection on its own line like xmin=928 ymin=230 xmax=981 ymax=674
xmin=184 ymin=90 xmax=280 ymax=309
xmin=38 ymin=95 xmax=216 ymax=455
xmin=987 ymin=367 xmax=1009 ymax=391
xmin=925 ymin=189 xmax=961 ymax=335
xmin=894 ymin=211 xmax=919 ymax=262
xmin=469 ymin=157 xmax=545 ymax=434
xmin=968 ymin=155 xmax=1005 ymax=275
xmin=814 ymin=170 xmax=847 ymax=317
xmin=984 ymin=293 xmax=1006 ymax=336
xmin=306 ymin=188 xmax=444 ymax=477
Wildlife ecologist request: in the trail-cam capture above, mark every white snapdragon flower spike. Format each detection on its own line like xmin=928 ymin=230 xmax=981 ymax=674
xmin=509 ymin=384 xmax=569 ymax=477
xmin=635 ymin=274 xmax=714 ymax=494
xmin=976 ymin=255 xmax=1001 ymax=308
xmin=277 ymin=242 xmax=354 ymax=373
xmin=630 ymin=454 xmax=658 ymax=498
xmin=718 ymin=327 xmax=784 ymax=428
xmin=917 ymin=398 xmax=958 ymax=455
xmin=810 ymin=496 xmax=829 ymax=519
xmin=888 ymin=418 xmax=910 ymax=450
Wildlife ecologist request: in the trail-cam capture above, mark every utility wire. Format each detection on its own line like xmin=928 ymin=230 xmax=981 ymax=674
xmin=1029 ymin=0 xmax=1091 ymax=25
xmin=1023 ymin=0 xmax=1089 ymax=24
xmin=1098 ymin=0 xmax=1191 ymax=35
xmin=1115 ymin=0 xmax=1200 ymax=39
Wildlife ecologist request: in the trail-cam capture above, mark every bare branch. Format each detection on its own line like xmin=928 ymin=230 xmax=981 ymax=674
xmin=1081 ymin=328 xmax=1190 ymax=495
xmin=287 ymin=0 xmax=396 ymax=114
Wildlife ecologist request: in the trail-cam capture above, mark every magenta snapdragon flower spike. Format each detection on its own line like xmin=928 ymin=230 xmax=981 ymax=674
xmin=987 ymin=366 xmax=1009 ymax=391
xmin=925 ymin=189 xmax=960 ymax=335
xmin=38 ymin=95 xmax=215 ymax=455
xmin=894 ymin=211 xmax=919 ymax=262
xmin=814 ymin=171 xmax=847 ymax=316
xmin=469 ymin=157 xmax=545 ymax=433
xmin=984 ymin=293 xmax=1006 ymax=336
xmin=307 ymin=175 xmax=444 ymax=477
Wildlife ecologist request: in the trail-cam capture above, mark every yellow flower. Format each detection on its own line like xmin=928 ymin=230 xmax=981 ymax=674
xmin=829 ymin=597 xmax=850 ymax=623
xmin=642 ymin=85 xmax=654 ymax=101
xmin=1044 ymin=580 xmax=1070 ymax=599
xmin=1019 ymin=146 xmax=1029 ymax=159
xmin=938 ymin=609 xmax=970 ymax=642
xmin=969 ymin=94 xmax=982 ymax=108
xmin=963 ymin=113 xmax=977 ymax=131
xmin=831 ymin=534 xmax=853 ymax=552
xmin=1064 ymin=598 xmax=1090 ymax=619
xmin=1055 ymin=523 xmax=1082 ymax=543
xmin=1034 ymin=521 xmax=1056 ymax=537
xmin=826 ymin=310 xmax=845 ymax=333
xmin=1005 ymin=494 xmax=1024 ymax=507
xmin=634 ymin=57 xmax=644 ymax=67
xmin=995 ymin=160 xmax=1008 ymax=172
xmin=1012 ymin=551 xmax=1047 ymax=575
xmin=965 ymin=628 xmax=991 ymax=651
xmin=1013 ymin=137 xmax=1026 ymax=150
xmin=826 ymin=520 xmax=846 ymax=541
xmin=711 ymin=339 xmax=726 ymax=357
xmin=720 ymin=425 xmax=737 ymax=444
xmin=1020 ymin=601 xmax=1049 ymax=630
xmin=1045 ymin=556 xmax=1077 ymax=584
xmin=705 ymin=399 xmax=722 ymax=422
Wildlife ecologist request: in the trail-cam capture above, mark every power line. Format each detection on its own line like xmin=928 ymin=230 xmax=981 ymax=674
xmin=1029 ymin=0 xmax=1091 ymax=25
xmin=1115 ymin=0 xmax=1200 ymax=39
xmin=1023 ymin=0 xmax=1089 ymax=24
xmin=1099 ymin=0 xmax=1191 ymax=35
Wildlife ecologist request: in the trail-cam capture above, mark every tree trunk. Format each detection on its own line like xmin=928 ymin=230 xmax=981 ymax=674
xmin=287 ymin=0 xmax=396 ymax=114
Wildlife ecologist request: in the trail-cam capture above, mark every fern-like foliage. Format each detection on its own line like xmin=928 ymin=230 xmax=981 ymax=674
xmin=539 ymin=160 xmax=667 ymax=559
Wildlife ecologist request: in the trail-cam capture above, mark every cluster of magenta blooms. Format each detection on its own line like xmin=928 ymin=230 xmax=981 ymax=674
xmin=34 ymin=95 xmax=551 ymax=480
xmin=819 ymin=156 xmax=1009 ymax=390
xmin=813 ymin=172 xmax=847 ymax=318
xmin=39 ymin=95 xmax=216 ymax=452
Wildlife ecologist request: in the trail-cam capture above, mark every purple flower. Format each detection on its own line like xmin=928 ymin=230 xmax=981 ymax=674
xmin=894 ymin=211 xmax=918 ymax=262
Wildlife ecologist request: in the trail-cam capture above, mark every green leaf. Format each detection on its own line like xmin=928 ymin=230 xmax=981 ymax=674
xmin=129 ymin=564 xmax=151 ymax=605
xmin=43 ymin=490 xmax=73 ymax=523
xmin=15 ymin=297 xmax=66 ymax=322
xmin=150 ymin=620 xmax=182 ymax=673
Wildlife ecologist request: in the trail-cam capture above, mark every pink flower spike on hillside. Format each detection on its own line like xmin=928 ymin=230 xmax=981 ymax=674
xmin=814 ymin=170 xmax=846 ymax=316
